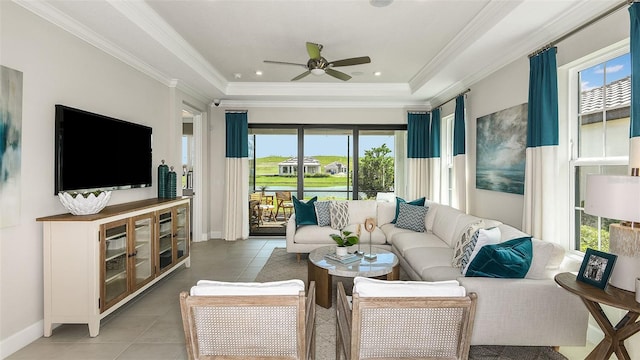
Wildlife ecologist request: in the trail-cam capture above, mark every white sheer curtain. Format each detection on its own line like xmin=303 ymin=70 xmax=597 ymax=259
xmin=451 ymin=95 xmax=467 ymax=211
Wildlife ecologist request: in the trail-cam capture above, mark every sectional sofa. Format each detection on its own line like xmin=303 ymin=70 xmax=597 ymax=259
xmin=285 ymin=198 xmax=589 ymax=347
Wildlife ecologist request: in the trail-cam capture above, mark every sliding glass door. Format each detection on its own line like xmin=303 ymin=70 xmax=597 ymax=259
xmin=249 ymin=124 xmax=406 ymax=236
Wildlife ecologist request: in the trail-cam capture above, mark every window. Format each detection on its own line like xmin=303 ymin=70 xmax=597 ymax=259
xmin=571 ymin=50 xmax=630 ymax=252
xmin=441 ymin=114 xmax=455 ymax=206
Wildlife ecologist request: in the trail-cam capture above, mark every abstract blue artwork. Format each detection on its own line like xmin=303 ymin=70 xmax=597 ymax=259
xmin=1 ymin=65 xmax=23 ymax=227
xmin=476 ymin=103 xmax=527 ymax=195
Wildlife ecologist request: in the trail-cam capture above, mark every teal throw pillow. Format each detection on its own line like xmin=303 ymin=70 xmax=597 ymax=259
xmin=465 ymin=237 xmax=533 ymax=278
xmin=292 ymin=196 xmax=318 ymax=227
xmin=391 ymin=197 xmax=426 ymax=224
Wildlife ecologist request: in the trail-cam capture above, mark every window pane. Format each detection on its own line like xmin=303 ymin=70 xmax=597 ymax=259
xmin=358 ymin=130 xmax=396 ymax=200
xmin=574 ymin=165 xmax=627 ymax=252
xmin=303 ymin=129 xmax=352 ymax=201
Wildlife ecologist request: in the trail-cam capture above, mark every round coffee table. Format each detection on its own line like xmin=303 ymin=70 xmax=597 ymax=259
xmin=308 ymin=245 xmax=399 ymax=308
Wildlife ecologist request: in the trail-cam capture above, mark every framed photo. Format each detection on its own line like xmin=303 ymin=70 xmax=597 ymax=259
xmin=577 ymin=248 xmax=617 ymax=289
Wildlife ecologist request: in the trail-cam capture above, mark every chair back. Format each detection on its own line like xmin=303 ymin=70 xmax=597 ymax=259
xmin=336 ymin=278 xmax=476 ymax=360
xmin=180 ymin=280 xmax=316 ymax=360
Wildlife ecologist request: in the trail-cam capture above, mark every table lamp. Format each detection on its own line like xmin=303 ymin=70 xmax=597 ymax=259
xmin=585 ymin=174 xmax=640 ymax=292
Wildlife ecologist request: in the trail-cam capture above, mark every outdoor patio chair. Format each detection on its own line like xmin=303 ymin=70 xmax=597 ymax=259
xmin=336 ymin=277 xmax=477 ymax=360
xmin=180 ymin=279 xmax=316 ymax=360
xmin=276 ymin=191 xmax=295 ymax=221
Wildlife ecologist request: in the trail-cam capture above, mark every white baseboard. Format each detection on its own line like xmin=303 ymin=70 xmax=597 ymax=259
xmin=1 ymin=320 xmax=44 ymax=359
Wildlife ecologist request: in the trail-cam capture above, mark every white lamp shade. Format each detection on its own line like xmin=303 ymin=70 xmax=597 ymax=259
xmin=585 ymin=175 xmax=640 ymax=223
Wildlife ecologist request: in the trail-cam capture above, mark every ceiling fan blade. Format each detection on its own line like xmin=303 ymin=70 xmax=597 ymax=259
xmin=325 ymin=68 xmax=351 ymax=81
xmin=330 ymin=56 xmax=371 ymax=67
xmin=291 ymin=70 xmax=311 ymax=81
xmin=306 ymin=42 xmax=322 ymax=60
xmin=264 ymin=60 xmax=308 ymax=68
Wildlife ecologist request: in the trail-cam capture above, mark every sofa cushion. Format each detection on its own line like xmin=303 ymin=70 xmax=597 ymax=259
xmin=344 ymin=223 xmax=386 ymax=245
xmin=348 ymin=200 xmax=378 ymax=225
xmin=292 ymin=196 xmax=318 ymax=226
xmin=377 ymin=201 xmax=396 ymax=226
xmin=392 ymin=232 xmax=449 ymax=257
xmin=380 ymin=223 xmax=415 ymax=245
xmin=403 ymin=247 xmax=457 ymax=281
xmin=395 ymin=203 xmax=429 ymax=232
xmin=431 ymin=205 xmax=464 ymax=247
xmin=392 ymin=197 xmax=425 ymax=223
xmin=314 ymin=201 xmax=332 ymax=227
xmin=421 ymin=266 xmax=468 ymax=282
xmin=452 ymin=220 xmax=485 ymax=268
xmin=330 ymin=201 xmax=349 ymax=230
xmin=465 ymin=237 xmax=533 ymax=278
xmin=463 ymin=227 xmax=502 ymax=274
xmin=375 ymin=192 xmax=396 ymax=203
xmin=525 ymin=238 xmax=557 ymax=279
xmin=294 ymin=225 xmax=339 ymax=244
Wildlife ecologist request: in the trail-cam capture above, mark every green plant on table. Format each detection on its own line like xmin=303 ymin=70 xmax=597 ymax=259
xmin=330 ymin=230 xmax=359 ymax=247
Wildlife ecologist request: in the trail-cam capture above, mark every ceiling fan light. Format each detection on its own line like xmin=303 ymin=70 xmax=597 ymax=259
xmin=310 ymin=68 xmax=325 ymax=76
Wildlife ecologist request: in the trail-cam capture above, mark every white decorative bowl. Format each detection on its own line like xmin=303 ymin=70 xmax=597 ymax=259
xmin=58 ymin=191 xmax=112 ymax=215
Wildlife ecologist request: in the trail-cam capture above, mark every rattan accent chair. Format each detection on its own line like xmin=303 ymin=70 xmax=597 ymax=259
xmin=336 ymin=278 xmax=477 ymax=360
xmin=180 ymin=280 xmax=316 ymax=360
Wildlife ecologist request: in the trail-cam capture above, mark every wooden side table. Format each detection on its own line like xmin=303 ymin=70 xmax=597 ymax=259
xmin=555 ymin=272 xmax=640 ymax=360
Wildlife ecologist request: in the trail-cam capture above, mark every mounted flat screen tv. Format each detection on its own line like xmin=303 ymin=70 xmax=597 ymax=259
xmin=54 ymin=105 xmax=152 ymax=194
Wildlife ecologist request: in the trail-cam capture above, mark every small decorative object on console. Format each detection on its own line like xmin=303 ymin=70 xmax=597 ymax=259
xmin=577 ymin=248 xmax=617 ymax=289
xmin=58 ymin=190 xmax=112 ymax=215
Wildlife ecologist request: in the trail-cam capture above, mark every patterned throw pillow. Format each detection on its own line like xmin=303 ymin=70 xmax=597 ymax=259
xmin=330 ymin=201 xmax=349 ymax=230
xmin=392 ymin=197 xmax=426 ymax=224
xmin=314 ymin=201 xmax=332 ymax=227
xmin=394 ymin=203 xmax=429 ymax=232
xmin=452 ymin=220 xmax=485 ymax=268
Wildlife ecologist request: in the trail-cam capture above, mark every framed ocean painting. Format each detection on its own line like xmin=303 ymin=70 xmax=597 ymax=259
xmin=0 ymin=65 xmax=23 ymax=228
xmin=476 ymin=103 xmax=527 ymax=195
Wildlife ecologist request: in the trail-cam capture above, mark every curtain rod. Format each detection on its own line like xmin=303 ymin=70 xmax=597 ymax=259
xmin=225 ymin=110 xmax=248 ymax=114
xmin=529 ymin=0 xmax=629 ymax=58
xmin=433 ymin=88 xmax=471 ymax=110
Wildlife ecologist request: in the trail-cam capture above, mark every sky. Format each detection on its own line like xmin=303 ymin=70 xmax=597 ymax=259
xmin=253 ymin=134 xmax=395 ymax=158
xmin=580 ymin=52 xmax=630 ymax=91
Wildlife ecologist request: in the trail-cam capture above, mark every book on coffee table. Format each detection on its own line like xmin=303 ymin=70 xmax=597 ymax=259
xmin=324 ymin=252 xmax=361 ymax=264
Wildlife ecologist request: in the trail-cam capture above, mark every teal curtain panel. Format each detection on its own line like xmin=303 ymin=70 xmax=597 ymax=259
xmin=526 ymin=47 xmax=559 ymax=148
xmin=407 ymin=112 xmax=430 ymax=158
xmin=453 ymin=95 xmax=466 ymax=156
xmin=225 ymin=112 xmax=248 ymax=158
xmin=429 ymin=108 xmax=441 ymax=158
xmin=630 ymin=3 xmax=640 ymax=138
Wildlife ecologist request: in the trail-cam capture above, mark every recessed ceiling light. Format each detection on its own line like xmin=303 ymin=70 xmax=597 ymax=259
xmin=255 ymin=70 xmax=263 ymax=76
xmin=234 ymin=73 xmax=242 ymax=79
xmin=370 ymin=0 xmax=393 ymax=7
xmin=374 ymin=71 xmax=382 ymax=76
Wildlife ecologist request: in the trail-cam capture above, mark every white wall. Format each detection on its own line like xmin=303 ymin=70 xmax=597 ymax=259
xmin=0 ymin=2 xmax=178 ymax=356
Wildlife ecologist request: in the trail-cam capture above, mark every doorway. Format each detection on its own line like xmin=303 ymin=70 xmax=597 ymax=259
xmin=182 ymin=105 xmax=203 ymax=242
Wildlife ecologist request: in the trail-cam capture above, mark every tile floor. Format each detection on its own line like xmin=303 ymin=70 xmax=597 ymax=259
xmin=7 ymin=238 xmax=597 ymax=360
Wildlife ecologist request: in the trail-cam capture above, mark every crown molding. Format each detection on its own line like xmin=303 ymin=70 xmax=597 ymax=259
xmin=225 ymin=82 xmax=414 ymax=98
xmin=106 ymin=0 xmax=228 ymax=93
xmin=13 ymin=0 xmax=175 ymax=88
xmin=217 ymin=98 xmax=430 ymax=109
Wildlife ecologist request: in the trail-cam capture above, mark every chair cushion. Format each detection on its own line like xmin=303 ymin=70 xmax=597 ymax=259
xmin=391 ymin=197 xmax=426 ymax=223
xmin=465 ymin=237 xmax=533 ymax=278
xmin=394 ymin=203 xmax=429 ymax=232
xmin=353 ymin=277 xmax=466 ymax=297
xmin=292 ymin=196 xmax=318 ymax=226
xmin=192 ymin=279 xmax=305 ymax=296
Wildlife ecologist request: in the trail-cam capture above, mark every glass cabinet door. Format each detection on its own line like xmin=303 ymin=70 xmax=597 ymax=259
xmin=174 ymin=204 xmax=189 ymax=262
xmin=131 ymin=213 xmax=154 ymax=290
xmin=101 ymin=219 xmax=129 ymax=311
xmin=157 ymin=210 xmax=173 ymax=273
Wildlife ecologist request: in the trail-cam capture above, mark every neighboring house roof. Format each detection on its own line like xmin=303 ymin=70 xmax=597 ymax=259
xmin=580 ymin=76 xmax=630 ymax=114
xmin=278 ymin=157 xmax=320 ymax=166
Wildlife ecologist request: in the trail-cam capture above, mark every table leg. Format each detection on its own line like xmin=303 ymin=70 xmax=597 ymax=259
xmin=387 ymin=264 xmax=400 ymax=280
xmin=308 ymin=262 xmax=332 ymax=308
xmin=582 ymin=299 xmax=640 ymax=360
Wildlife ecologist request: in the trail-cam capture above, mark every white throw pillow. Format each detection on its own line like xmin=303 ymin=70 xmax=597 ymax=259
xmin=376 ymin=192 xmax=396 ymax=203
xmin=525 ymin=238 xmax=556 ymax=279
xmin=353 ymin=277 xmax=466 ymax=297
xmin=462 ymin=227 xmax=501 ymax=275
xmin=192 ymin=279 xmax=305 ymax=296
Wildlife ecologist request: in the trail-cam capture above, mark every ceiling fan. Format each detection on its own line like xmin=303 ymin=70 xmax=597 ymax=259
xmin=264 ymin=42 xmax=371 ymax=81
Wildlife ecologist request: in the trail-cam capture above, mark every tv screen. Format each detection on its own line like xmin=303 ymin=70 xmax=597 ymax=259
xmin=54 ymin=105 xmax=153 ymax=194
